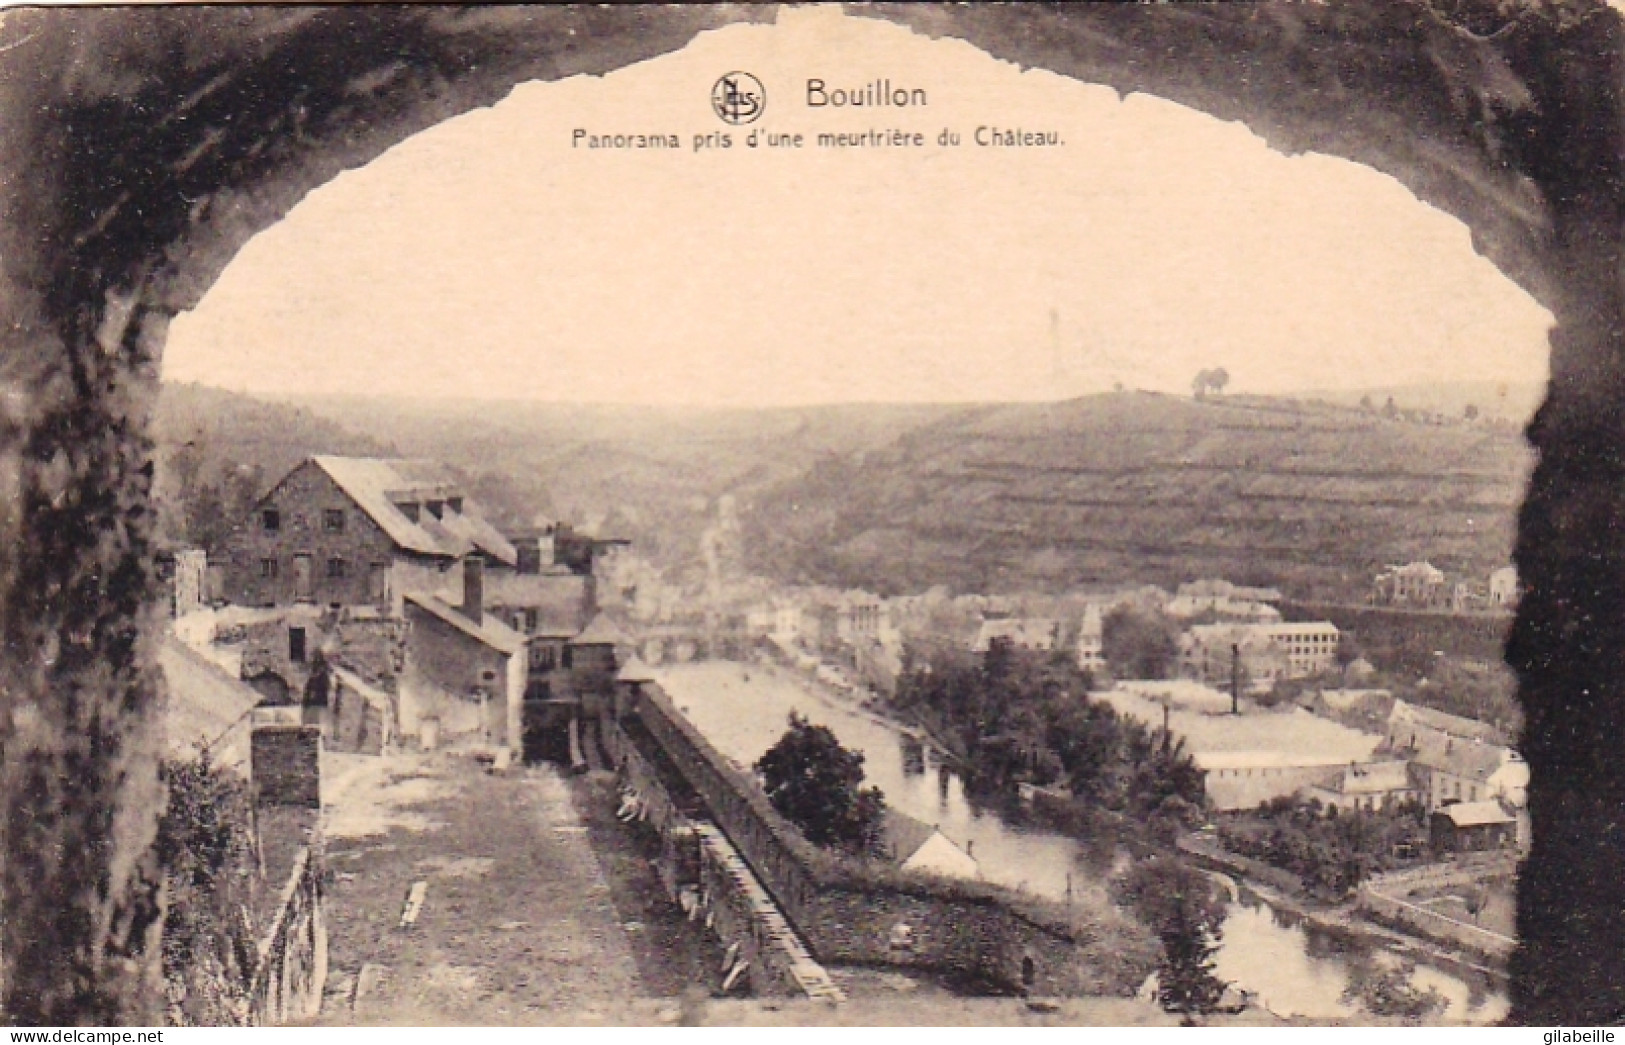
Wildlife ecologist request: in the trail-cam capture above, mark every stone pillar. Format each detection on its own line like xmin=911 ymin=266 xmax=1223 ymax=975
xmin=251 ymin=725 xmax=323 ymax=810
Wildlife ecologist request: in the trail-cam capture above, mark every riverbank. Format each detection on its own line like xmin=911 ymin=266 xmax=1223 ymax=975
xmin=1177 ymin=835 xmax=1509 ymax=991
xmin=751 ymin=649 xmax=963 ymax=766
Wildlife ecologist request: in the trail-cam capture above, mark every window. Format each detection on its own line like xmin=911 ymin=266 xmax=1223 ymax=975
xmin=531 ymin=644 xmax=556 ymax=671
xmin=262 ymin=508 xmax=280 ymax=532
xmin=259 ymin=557 xmax=278 ymax=579
xmin=525 ymin=608 xmax=539 ymax=632
xmin=323 ymin=509 xmax=345 ymax=533
xmin=326 ymin=556 xmax=346 ymax=579
xmin=289 ymin=627 xmax=306 ymax=663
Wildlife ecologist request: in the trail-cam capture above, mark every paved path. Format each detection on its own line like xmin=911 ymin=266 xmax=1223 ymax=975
xmin=317 ymin=753 xmax=650 ymax=1024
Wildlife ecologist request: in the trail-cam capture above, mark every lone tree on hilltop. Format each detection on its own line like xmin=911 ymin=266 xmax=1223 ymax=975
xmin=1192 ymin=368 xmax=1231 ymax=400
xmin=756 ymin=712 xmax=885 ymax=854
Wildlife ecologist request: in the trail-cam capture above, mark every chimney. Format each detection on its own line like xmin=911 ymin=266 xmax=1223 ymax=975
xmin=462 ymin=555 xmax=484 ymax=622
xmin=514 ymin=536 xmax=541 ymax=575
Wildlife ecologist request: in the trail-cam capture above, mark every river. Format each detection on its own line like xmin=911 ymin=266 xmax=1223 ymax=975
xmin=653 ymin=658 xmax=1510 ymax=1023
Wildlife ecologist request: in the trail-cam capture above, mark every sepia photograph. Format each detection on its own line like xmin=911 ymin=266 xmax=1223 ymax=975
xmin=0 ymin=0 xmax=1621 ymax=1030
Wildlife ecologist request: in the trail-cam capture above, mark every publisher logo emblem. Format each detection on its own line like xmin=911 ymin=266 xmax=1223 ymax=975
xmin=712 ymin=72 xmax=765 ymax=125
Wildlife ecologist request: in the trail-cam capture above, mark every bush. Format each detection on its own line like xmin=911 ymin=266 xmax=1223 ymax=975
xmin=158 ymin=752 xmax=259 ymax=1026
xmin=1217 ymin=797 xmax=1427 ymax=900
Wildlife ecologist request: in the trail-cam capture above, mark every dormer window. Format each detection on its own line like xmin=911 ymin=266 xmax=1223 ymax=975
xmin=426 ymin=499 xmax=445 ymax=520
xmin=399 ymin=502 xmax=420 ymax=522
xmin=262 ymin=508 xmax=280 ymax=532
xmin=446 ymin=496 xmax=463 ymax=513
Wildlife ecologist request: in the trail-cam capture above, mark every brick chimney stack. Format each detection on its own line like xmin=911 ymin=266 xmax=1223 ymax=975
xmin=462 ymin=555 xmax=484 ymax=622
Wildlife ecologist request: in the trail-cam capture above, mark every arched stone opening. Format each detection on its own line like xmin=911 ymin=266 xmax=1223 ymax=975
xmin=0 ymin=1 xmax=1620 ymax=1024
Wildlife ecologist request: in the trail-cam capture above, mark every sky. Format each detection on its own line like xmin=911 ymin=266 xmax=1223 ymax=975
xmin=161 ymin=5 xmax=1554 ymax=408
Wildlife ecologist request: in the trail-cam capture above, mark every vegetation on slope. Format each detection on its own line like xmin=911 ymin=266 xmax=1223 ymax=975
xmin=740 ymin=391 xmax=1531 ymax=601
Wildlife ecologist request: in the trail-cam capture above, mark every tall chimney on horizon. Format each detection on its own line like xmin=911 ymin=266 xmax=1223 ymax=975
xmin=462 ymin=555 xmax=484 ymax=622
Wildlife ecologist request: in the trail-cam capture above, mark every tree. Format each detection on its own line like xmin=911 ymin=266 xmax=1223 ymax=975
xmin=1192 ymin=368 xmax=1232 ymax=400
xmin=1192 ymin=369 xmax=1213 ymax=400
xmin=755 ymin=712 xmax=886 ymax=853
xmin=1359 ymin=394 xmax=1374 ymax=411
xmin=1464 ymin=403 xmax=1480 ymax=421
xmin=1114 ymin=857 xmax=1227 ymax=1018
xmin=1342 ymin=953 xmax=1445 ymax=1019
xmin=1101 ymin=606 xmax=1179 ymax=680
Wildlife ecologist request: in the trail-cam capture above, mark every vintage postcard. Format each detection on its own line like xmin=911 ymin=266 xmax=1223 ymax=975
xmin=0 ymin=0 xmax=1617 ymax=1030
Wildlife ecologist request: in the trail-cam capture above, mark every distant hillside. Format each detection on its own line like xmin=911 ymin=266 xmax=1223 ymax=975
xmin=281 ymin=395 xmax=969 ymax=584
xmin=157 ymin=385 xmax=1535 ymax=602
xmin=1296 ymin=380 xmax=1545 ymax=425
xmin=738 ymin=392 xmax=1534 ymax=600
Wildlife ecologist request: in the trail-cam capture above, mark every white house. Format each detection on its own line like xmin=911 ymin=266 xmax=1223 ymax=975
xmin=1076 ymin=603 xmax=1107 ymax=675
xmin=880 ymin=809 xmax=980 ymax=880
xmin=1489 ymin=566 xmax=1519 ymax=608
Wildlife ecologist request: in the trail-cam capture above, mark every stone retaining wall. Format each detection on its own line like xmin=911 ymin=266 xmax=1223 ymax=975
xmin=693 ymin=823 xmax=844 ymax=1001
xmin=623 ymin=681 xmax=1153 ymax=996
xmin=248 ymin=846 xmax=328 ymax=1025
xmin=1357 ymin=884 xmax=1515 ymax=962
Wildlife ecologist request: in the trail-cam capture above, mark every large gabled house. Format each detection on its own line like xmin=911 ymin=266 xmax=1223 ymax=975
xmin=1385 ymin=699 xmax=1527 ymax=812
xmin=212 ymin=456 xmax=516 ymax=614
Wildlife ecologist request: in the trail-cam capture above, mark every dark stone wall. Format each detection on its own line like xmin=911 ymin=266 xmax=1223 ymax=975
xmin=625 ymin=682 xmax=1156 ymax=995
xmin=215 ymin=461 xmax=396 ymax=609
xmin=250 ymin=726 xmax=321 ymax=810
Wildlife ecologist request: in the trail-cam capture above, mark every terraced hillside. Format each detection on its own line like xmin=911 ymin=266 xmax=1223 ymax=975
xmin=739 ymin=392 xmax=1534 ymax=600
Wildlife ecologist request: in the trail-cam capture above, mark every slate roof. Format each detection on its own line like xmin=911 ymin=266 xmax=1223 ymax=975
xmin=880 ymin=807 xmax=939 ymax=865
xmin=572 ymin=612 xmax=628 ymax=647
xmin=330 ymin=666 xmax=393 ymax=709
xmin=1389 ymin=699 xmax=1505 ymax=745
xmin=1411 ymin=738 xmax=1515 ymax=782
xmin=312 ymin=456 xmax=517 ymax=566
xmin=404 ymin=591 xmax=526 ymax=655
